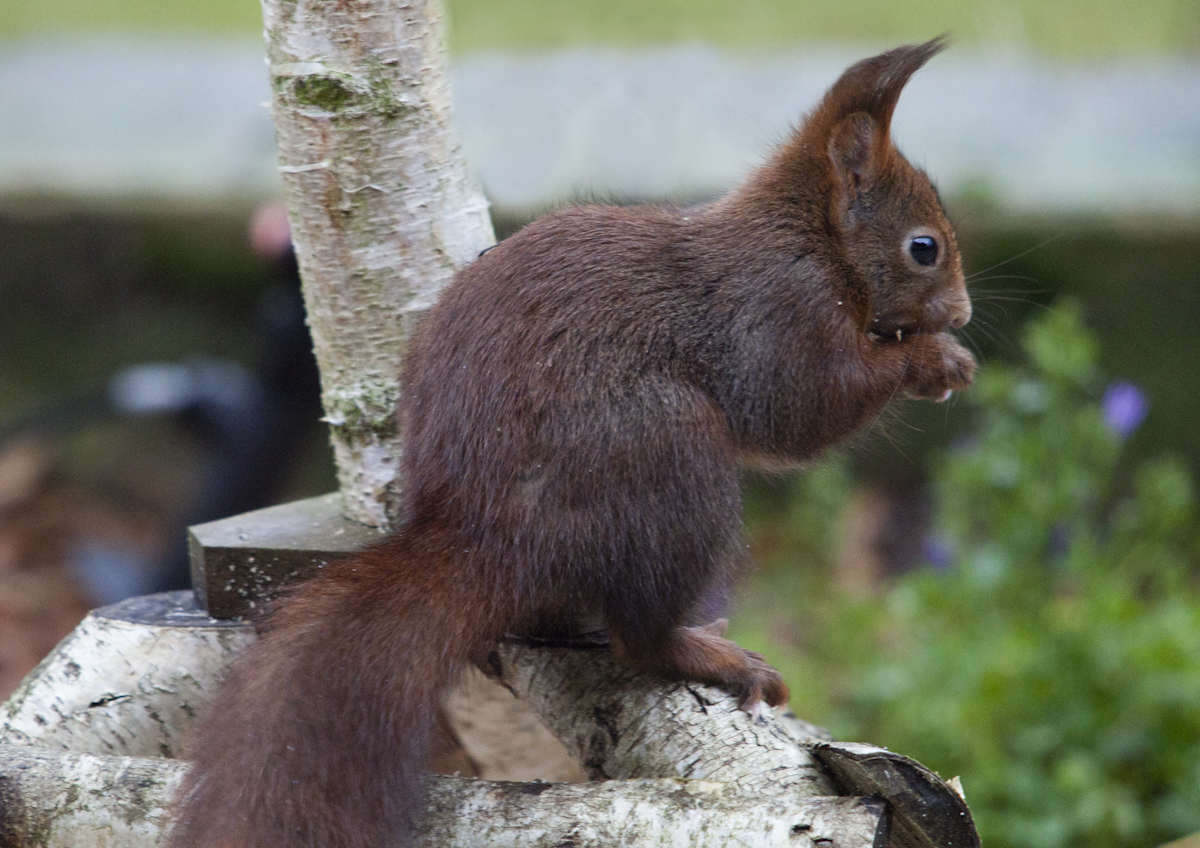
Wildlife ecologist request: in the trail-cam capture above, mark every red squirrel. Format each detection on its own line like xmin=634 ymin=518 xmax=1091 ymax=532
xmin=169 ymin=38 xmax=973 ymax=848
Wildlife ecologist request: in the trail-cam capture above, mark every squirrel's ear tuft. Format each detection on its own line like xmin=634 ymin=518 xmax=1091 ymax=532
xmin=819 ymin=36 xmax=947 ymax=140
xmin=765 ymin=38 xmax=946 ymax=212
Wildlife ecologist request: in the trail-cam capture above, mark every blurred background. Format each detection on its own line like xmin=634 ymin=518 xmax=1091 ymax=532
xmin=2 ymin=3 xmax=1199 ymax=847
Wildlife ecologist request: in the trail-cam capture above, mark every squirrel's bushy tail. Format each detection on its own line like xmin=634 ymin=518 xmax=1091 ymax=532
xmin=169 ymin=522 xmax=497 ymax=848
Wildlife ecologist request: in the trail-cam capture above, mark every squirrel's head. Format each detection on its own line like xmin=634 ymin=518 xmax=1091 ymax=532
xmin=781 ymin=38 xmax=971 ymax=343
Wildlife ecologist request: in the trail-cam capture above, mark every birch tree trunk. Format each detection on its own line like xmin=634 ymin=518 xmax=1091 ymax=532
xmin=264 ymin=0 xmax=494 ymax=528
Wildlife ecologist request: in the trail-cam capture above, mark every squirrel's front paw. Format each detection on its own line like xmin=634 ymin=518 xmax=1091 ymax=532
xmin=667 ymin=624 xmax=790 ymax=711
xmin=904 ymin=334 xmax=976 ymax=401
xmin=732 ymin=650 xmax=790 ymax=712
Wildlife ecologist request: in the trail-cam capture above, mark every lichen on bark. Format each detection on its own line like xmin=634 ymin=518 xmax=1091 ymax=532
xmin=263 ymin=0 xmax=494 ymax=528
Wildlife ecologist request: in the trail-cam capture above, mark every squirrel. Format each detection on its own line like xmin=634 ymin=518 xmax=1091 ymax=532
xmin=168 ymin=38 xmax=974 ymax=848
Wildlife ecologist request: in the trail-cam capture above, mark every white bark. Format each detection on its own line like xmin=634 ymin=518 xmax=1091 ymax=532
xmin=0 ymin=745 xmax=883 ymax=848
xmin=0 ymin=610 xmax=880 ymax=847
xmin=417 ymin=778 xmax=884 ymax=847
xmin=0 ymin=745 xmax=189 ymax=848
xmin=1 ymin=603 xmax=975 ymax=848
xmin=0 ymin=610 xmax=824 ymax=797
xmin=488 ymin=639 xmax=834 ymax=800
xmin=263 ymin=0 xmax=495 ymax=528
xmin=0 ymin=602 xmax=250 ymax=759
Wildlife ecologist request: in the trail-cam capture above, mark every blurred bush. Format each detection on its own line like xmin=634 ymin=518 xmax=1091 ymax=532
xmin=734 ymin=300 xmax=1200 ymax=848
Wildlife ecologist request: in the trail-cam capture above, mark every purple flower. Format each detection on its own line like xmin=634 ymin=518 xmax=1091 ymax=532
xmin=1047 ymin=523 xmax=1071 ymax=559
xmin=1101 ymin=381 xmax=1149 ymax=439
xmin=921 ymin=535 xmax=956 ymax=571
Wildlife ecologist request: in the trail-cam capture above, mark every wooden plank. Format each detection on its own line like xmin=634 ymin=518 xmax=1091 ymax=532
xmin=186 ymin=493 xmax=386 ymax=618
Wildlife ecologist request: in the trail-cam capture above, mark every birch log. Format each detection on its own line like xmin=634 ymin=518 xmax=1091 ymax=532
xmin=0 ymin=593 xmax=978 ymax=847
xmin=0 ymin=593 xmax=251 ymax=758
xmin=0 ymin=745 xmax=885 ymax=848
xmin=488 ymin=639 xmax=835 ymax=799
xmin=264 ymin=0 xmax=494 ymax=527
xmin=0 ymin=594 xmax=889 ymax=848
xmin=0 ymin=746 xmax=189 ymax=848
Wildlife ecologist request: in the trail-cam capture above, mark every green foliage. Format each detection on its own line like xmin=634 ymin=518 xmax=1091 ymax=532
xmin=734 ymin=301 xmax=1200 ymax=848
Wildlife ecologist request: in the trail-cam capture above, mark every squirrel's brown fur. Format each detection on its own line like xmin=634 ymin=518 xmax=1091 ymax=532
xmin=169 ymin=38 xmax=973 ymax=848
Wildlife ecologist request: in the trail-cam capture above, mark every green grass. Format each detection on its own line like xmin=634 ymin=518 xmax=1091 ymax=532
xmin=1 ymin=0 xmax=1197 ymax=57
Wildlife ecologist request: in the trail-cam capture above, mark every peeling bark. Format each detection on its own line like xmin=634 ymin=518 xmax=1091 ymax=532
xmin=263 ymin=0 xmax=495 ymax=527
xmin=811 ymin=742 xmax=979 ymax=848
xmin=442 ymin=667 xmax=588 ymax=783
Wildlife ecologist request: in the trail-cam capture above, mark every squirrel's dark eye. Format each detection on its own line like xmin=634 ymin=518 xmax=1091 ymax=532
xmin=909 ymin=236 xmax=938 ymax=266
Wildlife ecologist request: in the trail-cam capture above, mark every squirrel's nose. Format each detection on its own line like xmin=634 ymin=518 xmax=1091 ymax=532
xmin=949 ymin=299 xmax=972 ymax=329
xmin=939 ymin=291 xmax=972 ymax=329
xmin=916 ymin=292 xmax=971 ymax=333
